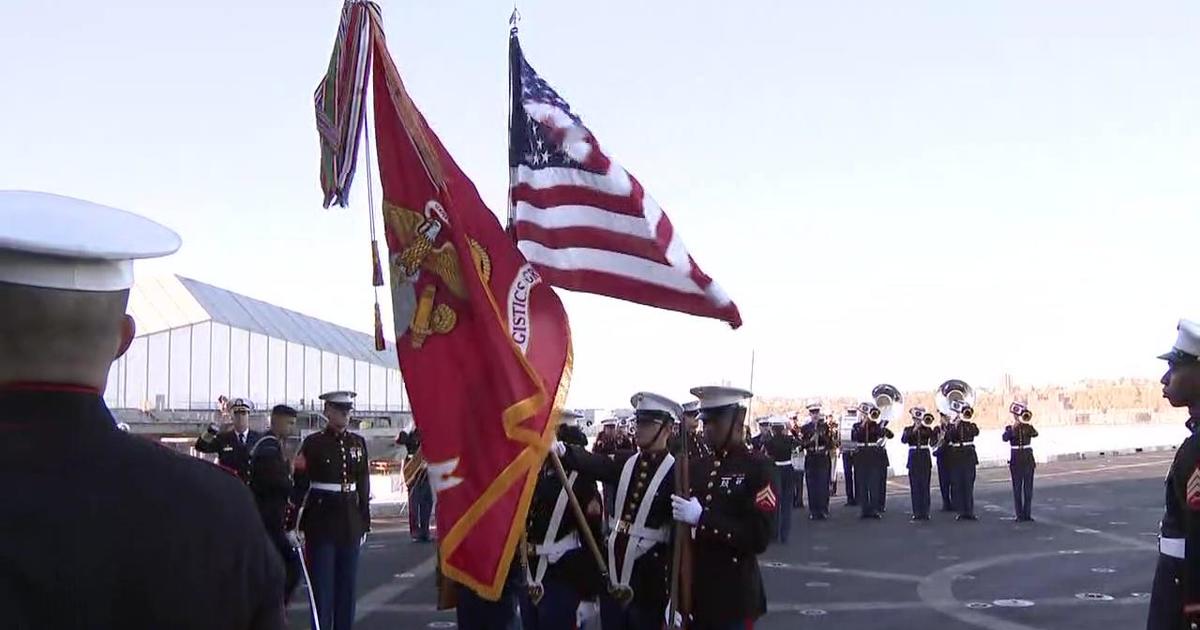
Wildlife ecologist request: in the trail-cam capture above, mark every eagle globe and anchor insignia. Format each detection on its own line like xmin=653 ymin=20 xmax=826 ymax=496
xmin=386 ymin=199 xmax=492 ymax=349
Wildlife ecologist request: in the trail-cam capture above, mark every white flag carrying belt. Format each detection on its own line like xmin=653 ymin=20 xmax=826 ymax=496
xmin=524 ymin=471 xmax=580 ymax=590
xmin=607 ymin=453 xmax=675 ymax=590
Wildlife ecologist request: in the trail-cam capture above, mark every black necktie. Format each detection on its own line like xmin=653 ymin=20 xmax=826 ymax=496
xmin=239 ymin=433 xmax=246 ymax=445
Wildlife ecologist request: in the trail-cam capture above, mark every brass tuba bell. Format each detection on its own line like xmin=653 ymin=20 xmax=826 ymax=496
xmin=935 ymin=379 xmax=976 ymax=421
xmin=871 ymin=383 xmax=905 ymax=427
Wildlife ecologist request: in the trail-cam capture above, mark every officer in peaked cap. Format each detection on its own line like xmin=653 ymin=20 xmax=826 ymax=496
xmin=291 ymin=390 xmax=371 ymax=630
xmin=671 ymin=386 xmax=771 ymax=629
xmin=196 ymin=397 xmax=263 ymax=482
xmin=668 ymin=399 xmax=709 ymax=461
xmin=554 ymin=392 xmax=682 ymax=629
xmin=0 ymin=191 xmax=283 ymax=628
xmin=1148 ymin=319 xmax=1200 ymax=630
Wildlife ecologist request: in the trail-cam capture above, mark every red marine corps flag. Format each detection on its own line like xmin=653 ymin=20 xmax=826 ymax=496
xmin=314 ymin=3 xmax=571 ymax=599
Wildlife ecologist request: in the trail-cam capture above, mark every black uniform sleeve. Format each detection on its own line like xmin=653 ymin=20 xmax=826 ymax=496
xmin=851 ymin=425 xmax=863 ymax=442
xmin=964 ymin=423 xmax=981 ymax=440
xmin=194 ymin=431 xmax=222 ymax=454
xmin=883 ymin=427 xmax=895 ymax=439
xmin=249 ymin=439 xmax=290 ymax=495
xmin=358 ymin=438 xmax=372 ymax=532
xmin=1028 ymin=426 xmax=1039 ymax=439
xmin=695 ymin=458 xmax=772 ymax=555
xmin=1179 ymin=439 xmax=1200 ymax=619
xmin=560 ymin=444 xmax=624 ymax=484
xmin=900 ymin=427 xmax=913 ymax=444
xmin=1002 ymin=426 xmax=1013 ymax=442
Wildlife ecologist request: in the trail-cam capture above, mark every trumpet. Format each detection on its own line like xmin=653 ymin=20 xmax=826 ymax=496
xmin=1009 ymin=402 xmax=1033 ymax=424
xmin=909 ymin=406 xmax=936 ymax=427
xmin=858 ymin=401 xmax=882 ymax=421
xmin=936 ymin=379 xmax=975 ymax=422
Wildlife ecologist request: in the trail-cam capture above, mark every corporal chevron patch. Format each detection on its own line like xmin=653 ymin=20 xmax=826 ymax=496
xmin=755 ymin=485 xmax=777 ymax=513
xmin=1187 ymin=465 xmax=1200 ymax=511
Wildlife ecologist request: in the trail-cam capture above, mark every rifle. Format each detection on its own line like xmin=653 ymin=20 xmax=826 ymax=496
xmin=667 ymin=420 xmax=693 ymax=628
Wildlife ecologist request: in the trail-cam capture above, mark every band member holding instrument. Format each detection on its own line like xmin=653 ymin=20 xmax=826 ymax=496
xmin=933 ymin=412 xmax=955 ymax=512
xmin=521 ymin=411 xmax=604 ymax=630
xmin=840 ymin=408 xmax=860 ymax=507
xmin=764 ymin=418 xmax=801 ymax=543
xmin=554 ymin=393 xmax=681 ymax=630
xmin=1003 ymin=402 xmax=1039 ymax=522
xmin=1147 ymin=319 xmax=1200 ymax=630
xmin=852 ymin=402 xmax=892 ymax=519
xmin=672 ymin=386 xmax=771 ymax=630
xmin=901 ymin=407 xmax=937 ymax=521
xmin=936 ymin=380 xmax=980 ymax=522
xmin=799 ymin=404 xmax=834 ymax=520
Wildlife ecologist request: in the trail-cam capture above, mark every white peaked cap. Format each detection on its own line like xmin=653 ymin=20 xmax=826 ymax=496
xmin=682 ymin=400 xmax=700 ymax=414
xmin=1158 ymin=319 xmax=1200 ymax=362
xmin=559 ymin=409 xmax=585 ymax=426
xmin=690 ymin=386 xmax=753 ymax=411
xmin=0 ymin=191 xmax=181 ymax=292
xmin=319 ymin=390 xmax=357 ymax=405
xmin=630 ymin=392 xmax=683 ymax=422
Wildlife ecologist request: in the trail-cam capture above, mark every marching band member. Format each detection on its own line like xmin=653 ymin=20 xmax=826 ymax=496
xmin=901 ymin=407 xmax=937 ymax=521
xmin=799 ymin=404 xmax=834 ymax=520
xmin=1003 ymin=402 xmax=1038 ymax=522
xmin=764 ymin=418 xmax=801 ymax=543
xmin=672 ymin=386 xmax=772 ymax=630
xmin=934 ymin=412 xmax=955 ymax=512
xmin=841 ymin=408 xmax=861 ymax=507
xmin=554 ymin=393 xmax=682 ymax=629
xmin=851 ymin=404 xmax=892 ymax=520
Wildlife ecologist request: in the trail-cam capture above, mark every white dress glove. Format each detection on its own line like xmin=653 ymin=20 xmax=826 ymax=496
xmin=550 ymin=441 xmax=567 ymax=458
xmin=670 ymin=495 xmax=702 ymax=525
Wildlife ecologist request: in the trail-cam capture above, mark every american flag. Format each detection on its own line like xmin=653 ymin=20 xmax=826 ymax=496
xmin=507 ymin=32 xmax=742 ymax=328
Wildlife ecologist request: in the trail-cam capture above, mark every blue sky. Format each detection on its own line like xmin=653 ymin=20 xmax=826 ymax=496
xmin=2 ymin=1 xmax=1197 ymax=407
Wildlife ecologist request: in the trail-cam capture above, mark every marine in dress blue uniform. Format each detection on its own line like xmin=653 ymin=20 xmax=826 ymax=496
xmin=933 ymin=414 xmax=954 ymax=512
xmin=1147 ymin=319 xmax=1200 ymax=630
xmin=901 ymin=407 xmax=937 ymax=521
xmin=763 ymin=418 xmax=801 ymax=543
xmin=522 ymin=410 xmax=604 ymax=630
xmin=291 ymin=390 xmax=371 ymax=630
xmin=944 ymin=417 xmax=980 ymax=521
xmin=0 ymin=191 xmax=284 ymax=629
xmin=249 ymin=404 xmax=302 ymax=605
xmin=851 ymin=405 xmax=893 ymax=519
xmin=1002 ymin=403 xmax=1039 ymax=522
xmin=799 ymin=404 xmax=834 ymax=520
xmin=672 ymin=386 xmax=772 ymax=630
xmin=840 ymin=408 xmax=860 ymax=507
xmin=558 ymin=394 xmax=683 ymax=630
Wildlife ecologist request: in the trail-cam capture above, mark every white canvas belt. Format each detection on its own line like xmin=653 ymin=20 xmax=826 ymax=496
xmin=775 ymin=461 xmax=793 ymax=467
xmin=909 ymin=445 xmax=933 ymax=451
xmin=1010 ymin=445 xmax=1033 ymax=450
xmin=525 ymin=471 xmax=579 ymax=590
xmin=1160 ymin=536 xmax=1185 ymax=559
xmin=311 ymin=482 xmax=356 ymax=493
xmin=530 ymin=533 xmax=581 ymax=558
xmin=608 ymin=452 xmax=674 ymax=590
xmin=951 ymin=441 xmax=975 ymax=447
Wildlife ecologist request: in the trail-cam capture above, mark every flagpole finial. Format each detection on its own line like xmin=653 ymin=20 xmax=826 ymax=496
xmin=509 ymin=6 xmax=520 ymax=34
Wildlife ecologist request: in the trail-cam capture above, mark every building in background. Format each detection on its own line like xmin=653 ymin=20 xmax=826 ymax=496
xmin=108 ymin=275 xmax=405 ymax=415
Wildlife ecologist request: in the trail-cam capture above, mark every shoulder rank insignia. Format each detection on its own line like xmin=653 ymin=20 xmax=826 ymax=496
xmin=755 ymin=484 xmax=777 ymax=513
xmin=1187 ymin=465 xmax=1200 ymax=511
